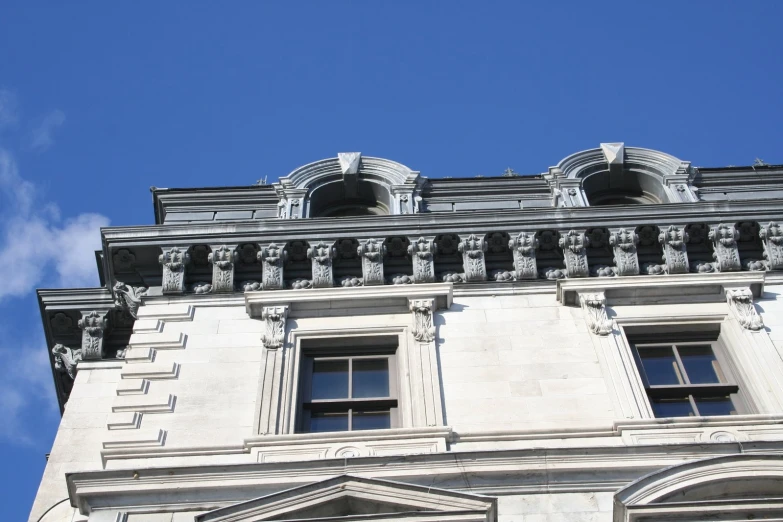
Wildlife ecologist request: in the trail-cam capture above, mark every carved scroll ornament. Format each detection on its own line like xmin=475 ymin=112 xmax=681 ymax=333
xmin=458 ymin=234 xmax=488 ymax=282
xmin=709 ymin=224 xmax=741 ymax=272
xmin=358 ymin=238 xmax=386 ymax=286
xmin=209 ymin=245 xmax=238 ymax=293
xmin=609 ymin=228 xmax=640 ymax=276
xmin=78 ymin=311 xmax=108 ymax=360
xmin=509 ymin=232 xmax=538 ymax=280
xmin=259 ymin=243 xmax=288 ymax=290
xmin=559 ymin=230 xmax=589 ymax=278
xmin=726 ymin=288 xmax=764 ymax=331
xmin=409 ymin=298 xmax=436 ymax=342
xmin=408 ymin=237 xmax=436 ymax=283
xmin=261 ymin=305 xmax=289 ymax=349
xmin=578 ymin=293 xmax=613 ymax=336
xmin=159 ymin=247 xmax=191 ymax=294
xmin=113 ymin=281 xmax=147 ymax=320
xmin=52 ymin=344 xmax=82 ymax=380
xmin=760 ymin=221 xmax=783 ymax=270
xmin=307 ymin=241 xmax=336 ymax=288
xmin=659 ymin=225 xmax=689 ymax=274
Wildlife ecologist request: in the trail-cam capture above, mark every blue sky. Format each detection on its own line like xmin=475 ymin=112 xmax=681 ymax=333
xmin=1 ymin=2 xmax=782 ymax=518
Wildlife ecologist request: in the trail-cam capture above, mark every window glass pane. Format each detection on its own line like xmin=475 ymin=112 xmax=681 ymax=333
xmin=695 ymin=396 xmax=736 ymax=416
xmin=352 ymin=410 xmax=391 ymax=430
xmin=651 ymin=397 xmax=694 ymax=418
xmin=638 ymin=347 xmax=682 ymax=385
xmin=352 ymin=359 xmax=389 ymax=398
xmin=678 ymin=346 xmax=722 ymax=384
xmin=311 ymin=360 xmax=349 ymax=400
xmin=309 ymin=411 xmax=349 ymax=432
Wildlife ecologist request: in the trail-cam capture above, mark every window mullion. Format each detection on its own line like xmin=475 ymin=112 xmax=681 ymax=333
xmin=672 ymin=345 xmax=692 ymax=385
xmin=348 ymin=357 xmax=353 ymax=399
xmin=688 ymin=394 xmax=700 ymax=416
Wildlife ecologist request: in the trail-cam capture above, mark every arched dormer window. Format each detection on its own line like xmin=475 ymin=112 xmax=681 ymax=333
xmin=547 ymin=143 xmax=698 ymax=207
xmin=273 ymin=153 xmax=423 ymax=219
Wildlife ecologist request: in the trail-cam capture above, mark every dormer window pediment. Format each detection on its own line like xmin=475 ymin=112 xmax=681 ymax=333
xmin=196 ymin=475 xmax=496 ymax=522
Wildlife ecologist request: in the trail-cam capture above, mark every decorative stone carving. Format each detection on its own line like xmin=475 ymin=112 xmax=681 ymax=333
xmin=559 ymin=230 xmax=589 ymax=278
xmin=509 ymin=232 xmax=538 ymax=280
xmin=78 ymin=311 xmax=108 ymax=360
xmin=52 ymin=344 xmax=81 ymax=380
xmin=726 ymin=288 xmax=764 ymax=331
xmin=709 ymin=223 xmax=741 ymax=272
xmin=601 ymin=142 xmax=624 ymax=165
xmin=609 ymin=228 xmax=640 ymax=276
xmin=742 ymin=258 xmax=767 ymax=272
xmin=441 ymin=272 xmax=464 ymax=283
xmin=408 ymin=237 xmax=436 ymax=283
xmin=760 ymin=221 xmax=783 ymax=270
xmin=409 ymin=298 xmax=435 ymax=342
xmin=260 ymin=306 xmax=289 ymax=349
xmin=540 ymin=267 xmax=566 ymax=280
xmin=641 ymin=262 xmax=665 ymax=275
xmin=389 ymin=274 xmax=413 ymax=285
xmin=113 ymin=282 xmax=147 ymax=320
xmin=112 ymin=248 xmax=136 ymax=271
xmin=691 ymin=260 xmax=715 ymax=273
xmin=458 ymin=234 xmax=488 ymax=282
xmin=358 ymin=238 xmax=386 ymax=286
xmin=578 ymin=293 xmax=613 ymax=336
xmin=659 ymin=226 xmax=689 ymax=274
xmin=50 ymin=312 xmax=73 ymax=335
xmin=290 ymin=279 xmax=312 ymax=290
xmin=259 ymin=243 xmax=288 ymax=290
xmin=191 ymin=282 xmax=213 ymax=294
xmin=241 ymin=280 xmax=262 ymax=292
xmin=492 ymin=270 xmax=515 ymax=282
xmin=339 ymin=276 xmax=363 ymax=287
xmin=338 ymin=152 xmax=361 ymax=175
xmin=590 ymin=265 xmax=616 ymax=277
xmin=159 ymin=247 xmax=190 ymax=294
xmin=208 ymin=245 xmax=237 ymax=293
xmin=307 ymin=241 xmax=336 ymax=288
xmin=486 ymin=232 xmax=508 ymax=254
xmin=238 ymin=243 xmax=259 ymax=266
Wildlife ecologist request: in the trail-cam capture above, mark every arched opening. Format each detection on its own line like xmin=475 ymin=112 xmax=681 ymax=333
xmin=583 ymin=170 xmax=665 ymax=206
xmin=308 ymin=180 xmax=392 ymax=218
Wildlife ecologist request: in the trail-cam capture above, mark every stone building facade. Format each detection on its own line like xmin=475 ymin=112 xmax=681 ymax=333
xmin=31 ymin=145 xmax=783 ymax=521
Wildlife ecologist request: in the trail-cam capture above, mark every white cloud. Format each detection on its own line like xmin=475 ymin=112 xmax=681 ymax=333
xmin=0 ymin=89 xmax=19 ymax=130
xmin=29 ymin=109 xmax=66 ymax=152
xmin=0 ymin=145 xmax=110 ymax=445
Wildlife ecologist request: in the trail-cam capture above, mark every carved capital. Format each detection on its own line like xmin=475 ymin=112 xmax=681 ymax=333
xmin=458 ymin=234 xmax=488 ymax=282
xmin=113 ymin=281 xmax=147 ymax=320
xmin=760 ymin=221 xmax=783 ymax=270
xmin=726 ymin=288 xmax=764 ymax=331
xmin=578 ymin=292 xmax=613 ymax=336
xmin=709 ymin=224 xmax=741 ymax=272
xmin=409 ymin=298 xmax=436 ymax=342
xmin=509 ymin=232 xmax=538 ymax=280
xmin=261 ymin=305 xmax=289 ymax=349
xmin=208 ymin=245 xmax=237 ymax=293
xmin=78 ymin=310 xmax=108 ymax=360
xmin=52 ymin=344 xmax=82 ymax=380
xmin=559 ymin=230 xmax=589 ymax=278
xmin=258 ymin=242 xmax=288 ymax=290
xmin=358 ymin=238 xmax=386 ymax=286
xmin=408 ymin=237 xmax=437 ymax=283
xmin=159 ymin=247 xmax=190 ymax=294
xmin=609 ymin=228 xmax=640 ymax=276
xmin=659 ymin=225 xmax=689 ymax=274
xmin=307 ymin=241 xmax=336 ymax=288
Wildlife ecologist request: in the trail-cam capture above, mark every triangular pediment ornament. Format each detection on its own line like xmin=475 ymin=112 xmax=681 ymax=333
xmin=196 ymin=475 xmax=496 ymax=522
xmin=338 ymin=152 xmax=362 ymax=175
xmin=600 ymin=142 xmax=624 ymax=166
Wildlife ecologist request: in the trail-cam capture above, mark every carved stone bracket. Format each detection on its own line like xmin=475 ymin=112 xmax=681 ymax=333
xmin=559 ymin=230 xmax=589 ymax=278
xmin=760 ymin=221 xmax=783 ymax=270
xmin=358 ymin=238 xmax=386 ymax=286
xmin=113 ymin=282 xmax=147 ymax=320
xmin=408 ymin=237 xmax=436 ymax=283
xmin=458 ymin=234 xmax=488 ymax=282
xmin=159 ymin=246 xmax=191 ymax=294
xmin=409 ymin=298 xmax=436 ymax=342
xmin=509 ymin=232 xmax=538 ymax=280
xmin=78 ymin=311 xmax=108 ymax=360
xmin=259 ymin=243 xmax=288 ymax=290
xmin=659 ymin=225 xmax=689 ymax=274
xmin=52 ymin=344 xmax=82 ymax=380
xmin=209 ymin=245 xmax=238 ymax=293
xmin=578 ymin=292 xmax=613 ymax=336
xmin=710 ymin=224 xmax=741 ymax=272
xmin=726 ymin=287 xmax=764 ymax=331
xmin=609 ymin=228 xmax=640 ymax=276
xmin=308 ymin=241 xmax=336 ymax=288
xmin=261 ymin=305 xmax=289 ymax=349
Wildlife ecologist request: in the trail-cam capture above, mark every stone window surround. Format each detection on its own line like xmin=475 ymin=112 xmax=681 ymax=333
xmin=245 ymin=284 xmax=452 ymax=443
xmin=557 ymin=272 xmax=783 ymax=420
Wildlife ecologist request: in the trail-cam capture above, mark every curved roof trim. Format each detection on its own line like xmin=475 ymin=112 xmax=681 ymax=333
xmin=275 ymin=153 xmax=421 ymax=191
xmin=550 ymin=145 xmax=691 ymax=180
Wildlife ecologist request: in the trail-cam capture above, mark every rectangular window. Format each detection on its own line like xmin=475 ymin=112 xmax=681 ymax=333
xmin=298 ymin=347 xmax=398 ymax=433
xmin=631 ymin=339 xmax=742 ymax=418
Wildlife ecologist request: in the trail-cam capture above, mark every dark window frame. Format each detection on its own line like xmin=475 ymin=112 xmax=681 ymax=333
xmin=297 ymin=345 xmax=398 ymax=433
xmin=630 ymin=335 xmax=748 ymax=418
